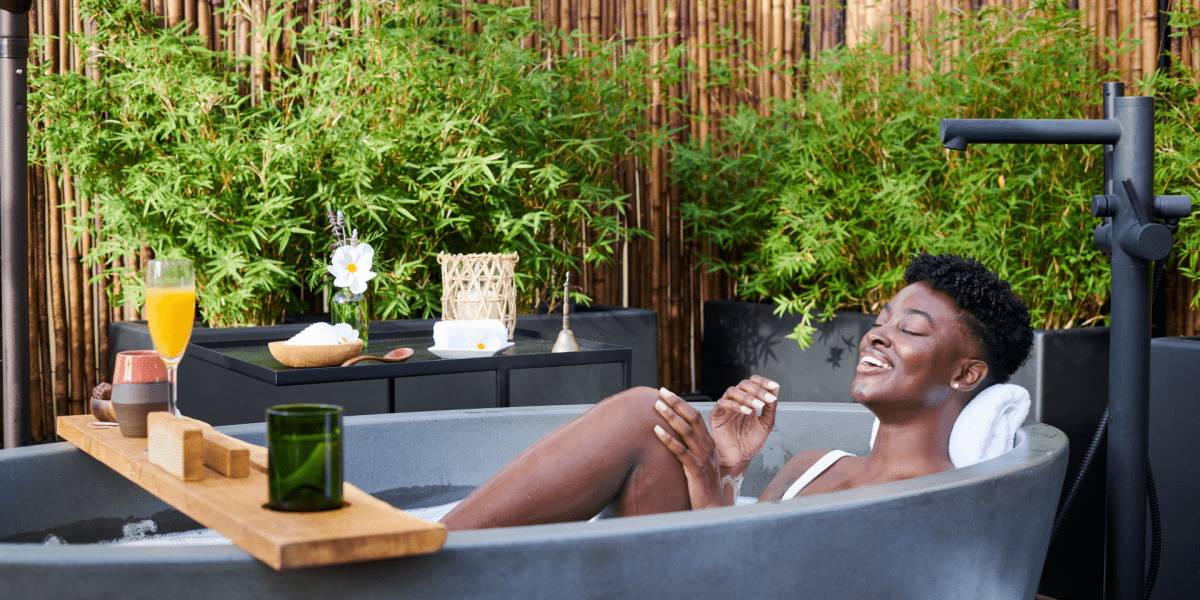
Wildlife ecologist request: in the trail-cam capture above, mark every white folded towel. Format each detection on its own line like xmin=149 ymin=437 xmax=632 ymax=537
xmin=432 ymin=319 xmax=509 ymax=351
xmin=870 ymin=383 xmax=1031 ymax=468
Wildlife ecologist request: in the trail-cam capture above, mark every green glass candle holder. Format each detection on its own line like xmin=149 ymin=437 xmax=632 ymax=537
xmin=266 ymin=404 xmax=344 ymax=512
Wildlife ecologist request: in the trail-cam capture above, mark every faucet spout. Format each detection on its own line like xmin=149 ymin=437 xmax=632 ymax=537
xmin=939 ymin=118 xmax=1122 ymax=151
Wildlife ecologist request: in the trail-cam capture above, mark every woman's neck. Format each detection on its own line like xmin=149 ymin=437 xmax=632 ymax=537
xmin=863 ymin=398 xmax=964 ymax=481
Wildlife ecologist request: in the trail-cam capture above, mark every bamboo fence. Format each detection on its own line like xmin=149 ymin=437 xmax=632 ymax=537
xmin=6 ymin=0 xmax=1200 ymax=445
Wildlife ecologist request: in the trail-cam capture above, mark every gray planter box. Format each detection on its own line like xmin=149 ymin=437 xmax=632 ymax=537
xmin=1147 ymin=336 xmax=1200 ymax=598
xmin=108 ymin=305 xmax=656 ymax=427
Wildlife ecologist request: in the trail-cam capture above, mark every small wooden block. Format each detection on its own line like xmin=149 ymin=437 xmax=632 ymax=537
xmin=179 ymin=416 xmax=251 ymax=478
xmin=201 ymin=429 xmax=250 ymax=478
xmin=181 ymin=416 xmax=267 ymax=474
xmin=147 ymin=412 xmax=204 ymax=481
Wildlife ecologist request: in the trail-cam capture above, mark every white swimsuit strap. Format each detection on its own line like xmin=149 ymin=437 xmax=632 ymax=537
xmin=781 ymin=450 xmax=856 ymax=500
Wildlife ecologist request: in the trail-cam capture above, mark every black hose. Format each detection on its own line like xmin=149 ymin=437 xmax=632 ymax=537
xmin=1049 ymin=407 xmax=1107 ymax=544
xmin=1145 ymin=457 xmax=1162 ymax=600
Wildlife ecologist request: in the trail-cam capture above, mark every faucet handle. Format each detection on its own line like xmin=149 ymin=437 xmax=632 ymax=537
xmin=1115 ymin=179 xmax=1172 ymax=261
xmin=1153 ymin=195 xmax=1192 ymax=220
xmin=1091 ymin=195 xmax=1117 ymax=218
xmin=1121 ymin=179 xmax=1153 ymax=226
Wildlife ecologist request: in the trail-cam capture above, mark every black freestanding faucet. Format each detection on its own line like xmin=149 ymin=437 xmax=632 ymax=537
xmin=941 ymin=82 xmax=1192 ymax=600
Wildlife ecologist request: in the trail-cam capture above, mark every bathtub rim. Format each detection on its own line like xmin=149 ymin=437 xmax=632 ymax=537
xmin=0 ymin=402 xmax=1067 ymax=566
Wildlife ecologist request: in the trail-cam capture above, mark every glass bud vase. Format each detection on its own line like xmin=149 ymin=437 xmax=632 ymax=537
xmin=331 ymin=289 xmax=369 ymax=345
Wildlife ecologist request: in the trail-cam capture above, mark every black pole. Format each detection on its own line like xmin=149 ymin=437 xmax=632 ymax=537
xmin=940 ymin=82 xmax=1189 ymax=600
xmin=1104 ymin=84 xmax=1154 ymax=600
xmin=0 ymin=5 xmax=29 ymax=449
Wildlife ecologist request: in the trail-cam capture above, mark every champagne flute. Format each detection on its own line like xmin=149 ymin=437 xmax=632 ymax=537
xmin=145 ymin=259 xmax=196 ymax=418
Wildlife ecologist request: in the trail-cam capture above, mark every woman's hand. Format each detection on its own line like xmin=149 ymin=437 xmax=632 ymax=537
xmin=709 ymin=376 xmax=778 ymax=472
xmin=652 ymin=388 xmax=727 ymax=510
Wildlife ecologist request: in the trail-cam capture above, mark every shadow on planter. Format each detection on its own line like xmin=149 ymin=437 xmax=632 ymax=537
xmin=109 ymin=305 xmax=657 ymax=427
xmin=699 ymin=300 xmax=874 ymax=403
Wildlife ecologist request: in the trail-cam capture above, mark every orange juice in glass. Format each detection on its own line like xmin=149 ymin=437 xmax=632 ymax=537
xmin=145 ymin=259 xmax=195 ymax=417
xmin=147 ymin=287 xmax=196 ymax=358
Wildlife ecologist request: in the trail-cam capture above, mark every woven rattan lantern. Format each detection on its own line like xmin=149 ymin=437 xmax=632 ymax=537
xmin=437 ymin=252 xmax=519 ymax=340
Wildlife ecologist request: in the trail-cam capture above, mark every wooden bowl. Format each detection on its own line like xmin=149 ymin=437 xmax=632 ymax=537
xmin=268 ymin=339 xmax=364 ymax=368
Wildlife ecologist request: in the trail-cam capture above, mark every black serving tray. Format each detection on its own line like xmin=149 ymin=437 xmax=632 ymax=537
xmin=187 ymin=328 xmax=633 ymax=390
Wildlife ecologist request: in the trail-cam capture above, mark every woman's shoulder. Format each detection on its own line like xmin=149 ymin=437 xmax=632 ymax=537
xmin=757 ymin=449 xmax=839 ymax=502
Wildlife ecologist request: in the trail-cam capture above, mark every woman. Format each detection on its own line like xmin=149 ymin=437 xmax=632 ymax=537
xmin=441 ymin=253 xmax=1033 ymax=530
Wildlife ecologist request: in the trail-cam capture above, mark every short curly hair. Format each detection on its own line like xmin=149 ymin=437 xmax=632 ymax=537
xmin=904 ymin=253 xmax=1033 ymax=384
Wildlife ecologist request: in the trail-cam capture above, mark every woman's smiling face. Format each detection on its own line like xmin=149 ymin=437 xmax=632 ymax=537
xmin=852 ymin=281 xmax=986 ymax=408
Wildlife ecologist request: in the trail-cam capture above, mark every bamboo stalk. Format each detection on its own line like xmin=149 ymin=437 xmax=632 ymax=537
xmin=558 ymin=0 xmax=568 ymax=54
xmin=647 ymin=0 xmax=664 ymax=381
xmin=46 ymin=166 xmax=69 ymax=421
xmin=237 ymin=5 xmax=250 ymax=98
xmin=1114 ymin=0 xmax=1127 ymax=79
xmin=123 ymin=254 xmax=138 ymax=321
xmin=81 ymin=192 xmax=95 ymax=397
xmin=252 ymin=0 xmax=265 ymax=105
xmin=27 ymin=168 xmax=44 ymax=442
xmin=281 ymin=3 xmax=294 ymax=71
xmin=588 ymin=0 xmax=597 ymax=43
xmin=718 ymin=0 xmax=729 ymax=117
xmin=1190 ymin=0 xmax=1199 ymax=76
xmin=1122 ymin=0 xmax=1136 ymax=82
xmin=38 ymin=0 xmax=53 ymax=73
xmin=771 ymin=0 xmax=782 ymax=98
xmin=57 ymin=0 xmax=68 ymax=71
xmin=98 ymin=253 xmax=110 ymax=385
xmin=667 ymin=0 xmax=684 ymax=390
xmin=34 ymin=164 xmax=52 ymax=435
xmin=1169 ymin=1 xmax=1181 ymax=70
xmin=71 ymin=0 xmax=83 ymax=72
xmin=63 ymin=167 xmax=85 ymax=416
xmin=1142 ymin=0 xmax=1157 ymax=77
xmin=759 ymin=0 xmax=768 ymax=113
xmin=163 ymin=0 xmax=180 ymax=29
xmin=213 ymin=0 xmax=225 ymax=55
xmin=198 ymin=0 xmax=212 ymax=50
xmin=782 ymin=0 xmax=792 ymax=99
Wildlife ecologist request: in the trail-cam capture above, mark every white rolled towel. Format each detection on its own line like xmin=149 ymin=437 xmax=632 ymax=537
xmin=870 ymin=383 xmax=1031 ymax=468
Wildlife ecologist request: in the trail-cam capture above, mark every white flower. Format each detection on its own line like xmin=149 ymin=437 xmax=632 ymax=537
xmin=472 ymin=333 xmax=508 ymax=351
xmin=327 ymin=242 xmax=377 ymax=294
xmin=330 ymin=323 xmax=359 ymax=344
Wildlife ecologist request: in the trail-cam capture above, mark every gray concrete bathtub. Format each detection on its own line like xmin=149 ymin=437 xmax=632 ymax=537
xmin=0 ymin=402 xmax=1067 ymax=600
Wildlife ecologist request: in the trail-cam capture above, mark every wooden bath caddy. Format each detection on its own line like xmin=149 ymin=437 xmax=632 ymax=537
xmin=56 ymin=414 xmax=447 ymax=570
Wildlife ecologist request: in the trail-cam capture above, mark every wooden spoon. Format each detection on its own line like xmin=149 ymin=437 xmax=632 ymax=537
xmin=340 ymin=347 xmax=415 ymax=367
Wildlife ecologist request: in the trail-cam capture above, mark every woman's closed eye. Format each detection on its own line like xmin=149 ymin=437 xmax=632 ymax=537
xmin=873 ymin=321 xmax=925 ymax=336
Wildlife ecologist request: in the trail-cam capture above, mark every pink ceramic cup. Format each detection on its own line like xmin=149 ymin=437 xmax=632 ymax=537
xmin=110 ymin=350 xmax=170 ymax=437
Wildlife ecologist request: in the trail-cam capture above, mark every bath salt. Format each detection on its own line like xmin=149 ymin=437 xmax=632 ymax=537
xmin=284 ymin=322 xmax=359 ymax=345
xmin=433 ymin=319 xmax=508 ymax=350
xmin=100 ymin=528 xmax=233 ymax=547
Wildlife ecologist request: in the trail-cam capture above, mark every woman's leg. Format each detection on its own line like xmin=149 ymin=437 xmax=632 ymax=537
xmin=440 ymin=386 xmax=692 ymax=531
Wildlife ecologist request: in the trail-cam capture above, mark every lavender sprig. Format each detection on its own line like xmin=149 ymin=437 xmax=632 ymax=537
xmin=326 ymin=209 xmax=349 ymax=252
